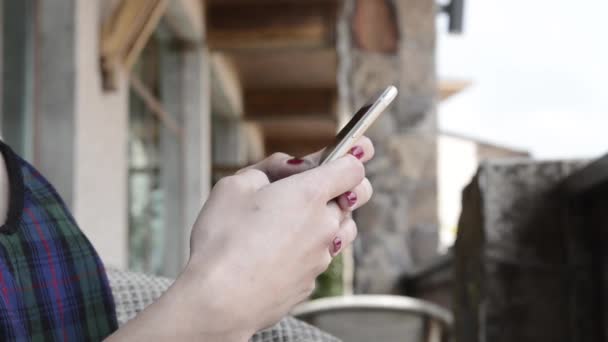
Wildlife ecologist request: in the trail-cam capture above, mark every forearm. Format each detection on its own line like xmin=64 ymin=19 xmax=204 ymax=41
xmin=105 ymin=263 xmax=252 ymax=342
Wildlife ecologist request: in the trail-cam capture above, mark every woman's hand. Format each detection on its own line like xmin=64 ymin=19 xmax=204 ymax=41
xmin=240 ymin=136 xmax=374 ymax=256
xmin=242 ymin=136 xmax=374 ymax=209
xmin=184 ymin=153 xmax=367 ymax=339
xmin=106 ymin=138 xmax=375 ymax=342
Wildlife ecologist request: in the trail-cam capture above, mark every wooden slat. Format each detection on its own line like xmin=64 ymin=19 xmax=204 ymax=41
xmin=210 ymin=53 xmax=244 ymax=118
xmin=256 ymin=116 xmax=336 ymax=143
xmin=100 ymin=0 xmax=168 ymax=89
xmin=129 ymin=74 xmax=183 ymax=139
xmin=228 ymin=48 xmax=337 ymax=89
xmin=208 ymin=0 xmax=336 ymax=4
xmin=123 ymin=0 xmax=169 ymax=71
xmin=245 ymin=121 xmax=266 ymax=162
xmin=208 ymin=1 xmax=337 ymax=50
xmin=212 ymin=118 xmax=248 ymax=166
xmin=261 ymin=116 xmax=337 ymax=157
xmin=245 ymin=88 xmax=336 ymax=118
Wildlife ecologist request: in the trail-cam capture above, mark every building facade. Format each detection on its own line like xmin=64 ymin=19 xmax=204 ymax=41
xmin=1 ymin=0 xmax=211 ymax=277
xmin=1 ymin=0 xmax=453 ymax=293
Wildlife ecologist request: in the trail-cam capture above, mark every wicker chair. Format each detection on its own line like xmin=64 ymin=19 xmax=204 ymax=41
xmin=106 ymin=268 xmax=341 ymax=342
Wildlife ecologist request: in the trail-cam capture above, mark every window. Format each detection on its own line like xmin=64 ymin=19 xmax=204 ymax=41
xmin=128 ymin=36 xmax=166 ymax=274
xmin=1 ymin=0 xmax=35 ymax=159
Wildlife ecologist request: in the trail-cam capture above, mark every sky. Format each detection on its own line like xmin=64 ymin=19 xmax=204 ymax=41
xmin=437 ymin=0 xmax=608 ymax=159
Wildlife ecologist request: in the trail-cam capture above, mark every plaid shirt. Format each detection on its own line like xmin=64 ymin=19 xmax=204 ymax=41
xmin=0 ymin=141 xmax=117 ymax=341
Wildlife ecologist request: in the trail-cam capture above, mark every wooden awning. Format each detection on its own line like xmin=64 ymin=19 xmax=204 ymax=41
xmin=100 ymin=0 xmax=204 ymax=90
xmin=100 ymin=0 xmax=168 ymax=90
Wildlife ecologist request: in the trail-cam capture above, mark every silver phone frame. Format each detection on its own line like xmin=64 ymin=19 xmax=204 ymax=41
xmin=320 ymin=86 xmax=398 ymax=165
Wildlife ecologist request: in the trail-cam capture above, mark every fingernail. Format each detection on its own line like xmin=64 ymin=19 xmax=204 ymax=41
xmin=344 ymin=191 xmax=357 ymax=207
xmin=349 ymin=146 xmax=364 ymax=160
xmin=287 ymin=158 xmax=304 ymax=165
xmin=332 ymin=237 xmax=342 ymax=254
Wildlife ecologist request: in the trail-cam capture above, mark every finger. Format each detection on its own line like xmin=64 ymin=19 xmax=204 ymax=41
xmin=330 ymin=218 xmax=358 ymax=257
xmin=238 ymin=152 xmax=315 ymax=182
xmin=285 ymin=154 xmax=365 ymax=201
xmin=326 ymin=198 xmax=363 ymax=244
xmin=336 ymin=178 xmax=373 ymax=212
xmin=307 ymin=135 xmax=375 ymax=165
xmin=236 ymin=136 xmax=375 ymax=183
xmin=232 ymin=168 xmax=270 ymax=191
xmin=327 ymin=200 xmax=343 ymax=226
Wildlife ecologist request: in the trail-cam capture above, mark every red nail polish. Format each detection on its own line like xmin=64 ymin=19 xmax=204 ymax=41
xmin=287 ymin=158 xmax=304 ymax=165
xmin=344 ymin=191 xmax=357 ymax=207
xmin=333 ymin=237 xmax=342 ymax=253
xmin=349 ymin=146 xmax=364 ymax=160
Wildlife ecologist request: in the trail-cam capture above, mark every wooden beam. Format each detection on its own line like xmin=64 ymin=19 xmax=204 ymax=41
xmin=100 ymin=0 xmax=168 ymax=90
xmin=244 ymin=88 xmax=336 ymax=118
xmin=208 ymin=2 xmax=337 ymax=50
xmin=228 ymin=48 xmax=337 ymax=89
xmin=129 ymin=74 xmax=183 ymax=139
xmin=210 ymin=52 xmax=244 ymax=118
xmin=211 ymin=120 xmax=264 ymax=169
xmin=212 ymin=118 xmax=249 ymax=167
xmin=256 ymin=116 xmax=337 ymax=143
xmin=123 ymin=1 xmax=168 ymax=71
xmin=208 ymin=0 xmax=336 ymax=4
xmin=245 ymin=121 xmax=266 ymax=162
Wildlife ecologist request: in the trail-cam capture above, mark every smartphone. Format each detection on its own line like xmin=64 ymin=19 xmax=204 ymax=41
xmin=319 ymin=85 xmax=398 ymax=165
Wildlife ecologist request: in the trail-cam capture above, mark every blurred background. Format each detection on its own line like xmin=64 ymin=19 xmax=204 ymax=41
xmin=1 ymin=0 xmax=607 ymax=341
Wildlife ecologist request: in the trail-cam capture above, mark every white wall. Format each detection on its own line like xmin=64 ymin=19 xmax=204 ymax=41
xmin=73 ymin=0 xmax=129 ymax=269
xmin=67 ymin=0 xmax=210 ymax=272
xmin=437 ymin=134 xmax=478 ymax=249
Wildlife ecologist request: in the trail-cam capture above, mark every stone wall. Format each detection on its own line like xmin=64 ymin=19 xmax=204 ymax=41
xmin=453 ymin=160 xmax=598 ymax=342
xmin=584 ymin=183 xmax=608 ymax=340
xmin=339 ymin=0 xmax=438 ymax=294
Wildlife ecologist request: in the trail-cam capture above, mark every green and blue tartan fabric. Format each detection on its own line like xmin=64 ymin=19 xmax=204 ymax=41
xmin=0 ymin=141 xmax=117 ymax=341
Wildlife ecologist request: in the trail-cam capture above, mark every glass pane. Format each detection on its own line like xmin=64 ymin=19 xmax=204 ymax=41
xmin=1 ymin=0 xmax=34 ymax=159
xmin=128 ymin=38 xmax=165 ymax=274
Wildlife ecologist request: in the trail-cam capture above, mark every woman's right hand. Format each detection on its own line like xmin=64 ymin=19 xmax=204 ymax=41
xmin=182 ymin=153 xmax=367 ymax=340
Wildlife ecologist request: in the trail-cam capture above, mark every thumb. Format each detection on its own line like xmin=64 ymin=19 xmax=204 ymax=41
xmin=284 ymin=155 xmax=365 ymax=201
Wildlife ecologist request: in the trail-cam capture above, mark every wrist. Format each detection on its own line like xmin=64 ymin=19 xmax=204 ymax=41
xmin=105 ymin=267 xmax=252 ymax=342
xmin=170 ymin=257 xmax=255 ymax=341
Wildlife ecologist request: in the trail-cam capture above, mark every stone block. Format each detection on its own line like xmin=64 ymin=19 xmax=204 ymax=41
xmin=454 ymin=160 xmax=594 ymax=342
